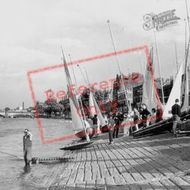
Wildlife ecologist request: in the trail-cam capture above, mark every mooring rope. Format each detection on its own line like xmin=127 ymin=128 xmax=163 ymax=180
xmin=32 ymin=156 xmax=73 ymax=164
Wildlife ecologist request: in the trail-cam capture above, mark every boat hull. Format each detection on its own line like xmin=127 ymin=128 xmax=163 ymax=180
xmin=60 ymin=141 xmax=93 ymax=150
xmin=101 ymin=125 xmax=109 ymax=133
xmin=75 ymin=128 xmax=95 ymax=139
xmin=133 ymin=119 xmax=173 ymax=138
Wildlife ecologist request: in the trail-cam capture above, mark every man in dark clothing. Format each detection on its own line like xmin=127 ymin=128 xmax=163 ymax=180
xmin=108 ymin=114 xmax=115 ymax=144
xmin=113 ymin=113 xmax=120 ymax=138
xmin=156 ymin=105 xmax=163 ymax=122
xmin=171 ymin=99 xmax=181 ymax=135
xmin=92 ymin=115 xmax=98 ymax=125
xmin=140 ymin=104 xmax=151 ymax=128
xmin=91 ymin=114 xmax=101 ymax=136
xmin=23 ymin=129 xmax=32 ymax=166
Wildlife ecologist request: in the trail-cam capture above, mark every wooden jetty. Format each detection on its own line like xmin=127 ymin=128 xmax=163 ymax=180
xmin=23 ymin=133 xmax=190 ymax=189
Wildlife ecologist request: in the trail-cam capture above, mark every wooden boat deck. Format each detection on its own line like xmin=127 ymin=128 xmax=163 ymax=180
xmin=24 ymin=134 xmax=190 ymax=189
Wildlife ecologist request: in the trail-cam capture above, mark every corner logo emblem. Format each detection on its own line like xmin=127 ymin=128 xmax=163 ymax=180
xmin=143 ymin=9 xmax=180 ymax=31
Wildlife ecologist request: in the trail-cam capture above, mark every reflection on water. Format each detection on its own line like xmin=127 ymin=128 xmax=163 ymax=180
xmin=23 ymin=165 xmax=31 ymax=174
xmin=0 ymin=118 xmax=72 ymax=189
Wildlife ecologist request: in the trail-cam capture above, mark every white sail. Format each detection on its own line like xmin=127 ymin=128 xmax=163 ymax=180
xmin=70 ymin=98 xmax=84 ymax=131
xmin=142 ymin=48 xmax=157 ymax=111
xmin=62 ymin=50 xmax=86 ymax=131
xmin=163 ymin=63 xmax=184 ymax=119
xmin=89 ymin=92 xmax=106 ymax=126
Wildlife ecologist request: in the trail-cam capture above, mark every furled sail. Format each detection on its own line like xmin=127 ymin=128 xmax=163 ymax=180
xmin=181 ymin=65 xmax=189 ymax=112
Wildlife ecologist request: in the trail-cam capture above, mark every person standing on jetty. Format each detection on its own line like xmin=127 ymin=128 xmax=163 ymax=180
xmin=113 ymin=113 xmax=119 ymax=138
xmin=140 ymin=104 xmax=151 ymax=128
xmin=108 ymin=114 xmax=115 ymax=144
xmin=23 ymin=129 xmax=32 ymax=166
xmin=92 ymin=115 xmax=100 ymax=136
xmin=112 ymin=112 xmax=124 ymax=138
xmin=171 ymin=99 xmax=181 ymax=136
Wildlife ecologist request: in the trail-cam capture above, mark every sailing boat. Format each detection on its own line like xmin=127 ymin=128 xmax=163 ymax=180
xmin=162 ymin=63 xmax=184 ymax=119
xmin=142 ymin=47 xmax=161 ymax=113
xmin=62 ymin=51 xmax=92 ymax=141
xmin=89 ymin=91 xmax=107 ymax=133
xmin=133 ymin=60 xmax=188 ymax=137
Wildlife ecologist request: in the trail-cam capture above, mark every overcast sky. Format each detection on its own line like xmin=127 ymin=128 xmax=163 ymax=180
xmin=0 ymin=0 xmax=188 ymax=108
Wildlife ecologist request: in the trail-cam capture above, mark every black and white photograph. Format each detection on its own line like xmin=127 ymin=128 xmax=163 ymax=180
xmin=1 ymin=0 xmax=190 ymax=189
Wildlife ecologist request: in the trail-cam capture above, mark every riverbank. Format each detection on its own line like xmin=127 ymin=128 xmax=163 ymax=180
xmin=0 ymin=118 xmax=73 ymax=190
xmin=22 ymin=132 xmax=190 ymax=189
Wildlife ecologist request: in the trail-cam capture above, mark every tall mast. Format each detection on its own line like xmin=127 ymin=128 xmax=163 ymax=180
xmin=68 ymin=54 xmax=77 ymax=85
xmin=185 ymin=0 xmax=190 ymax=63
xmin=153 ymin=31 xmax=165 ymax=105
xmin=61 ymin=49 xmax=90 ymax=141
xmin=67 ymin=53 xmax=87 ymax=122
xmin=107 ymin=20 xmax=131 ymax=112
xmin=181 ymin=0 xmax=190 ymax=111
xmin=174 ymin=43 xmax=179 ymax=75
xmin=77 ymin=64 xmax=89 ymax=84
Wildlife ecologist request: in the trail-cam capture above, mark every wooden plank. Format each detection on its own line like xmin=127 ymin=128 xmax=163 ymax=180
xmin=66 ymin=164 xmax=81 ymax=186
xmin=85 ymin=179 xmax=96 ymax=188
xmin=134 ymin=147 xmax=165 ymax=178
xmin=90 ymin=146 xmax=97 ymax=161
xmin=91 ymin=160 xmax=100 ymax=180
xmin=121 ymin=172 xmax=135 ymax=184
xmin=58 ymin=163 xmax=75 ymax=186
xmin=75 ymin=181 xmax=86 ymax=188
xmin=105 ymin=176 xmax=115 ymax=186
xmin=181 ymin=175 xmax=190 ymax=184
xmin=134 ymin=145 xmax=178 ymax=177
xmin=106 ymin=143 xmax=135 ymax=185
xmin=103 ymin=147 xmax=126 ymax=185
xmin=159 ymin=179 xmax=179 ymax=190
xmin=116 ymin=145 xmax=145 ymax=182
xmin=140 ymin=183 xmax=155 ymax=190
xmin=75 ymin=167 xmax=85 ymax=186
xmin=45 ymin=165 xmax=65 ymax=187
xmin=117 ymin=148 xmax=144 ymax=181
xmin=129 ymin=184 xmax=141 ymax=190
xmin=149 ymin=180 xmax=166 ymax=190
xmin=86 ymin=149 xmax=92 ymax=161
xmin=169 ymin=177 xmax=190 ymax=189
xmin=80 ymin=149 xmax=87 ymax=162
xmin=96 ymin=144 xmax=117 ymax=186
xmin=124 ymin=146 xmax=155 ymax=180
xmin=84 ymin=160 xmax=92 ymax=182
xmin=120 ymin=144 xmax=152 ymax=182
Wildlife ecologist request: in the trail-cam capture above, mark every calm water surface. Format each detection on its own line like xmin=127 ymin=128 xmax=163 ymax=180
xmin=0 ymin=118 xmax=73 ymax=190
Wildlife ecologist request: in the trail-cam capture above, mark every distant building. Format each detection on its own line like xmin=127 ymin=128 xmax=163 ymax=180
xmin=113 ymin=73 xmax=143 ymax=112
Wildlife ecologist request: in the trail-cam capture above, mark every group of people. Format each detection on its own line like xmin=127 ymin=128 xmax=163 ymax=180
xmin=105 ymin=103 xmax=164 ymax=144
xmin=22 ymin=99 xmax=181 ymax=166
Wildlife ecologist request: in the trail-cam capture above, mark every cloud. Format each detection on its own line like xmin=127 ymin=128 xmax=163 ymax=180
xmin=0 ymin=0 xmax=188 ymax=108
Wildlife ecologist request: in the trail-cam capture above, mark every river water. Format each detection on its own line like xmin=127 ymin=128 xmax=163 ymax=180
xmin=0 ymin=118 xmax=73 ymax=190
